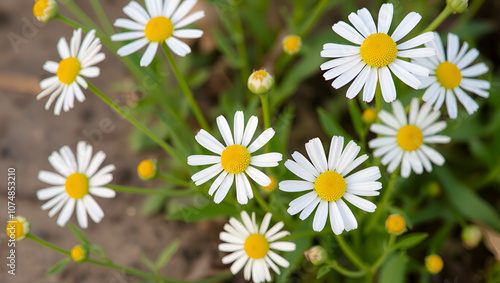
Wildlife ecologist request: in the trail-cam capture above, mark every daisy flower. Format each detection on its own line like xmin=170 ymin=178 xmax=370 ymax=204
xmin=37 ymin=28 xmax=104 ymax=115
xmin=368 ymin=98 xmax=451 ymax=178
xmin=188 ymin=111 xmax=282 ymax=205
xmin=219 ymin=211 xmax=296 ymax=283
xmin=111 ymin=0 xmax=205 ymax=66
xmin=36 ymin=141 xmax=116 ymax=228
xmin=413 ymin=32 xmax=491 ymax=118
xmin=320 ymin=3 xmax=435 ymax=102
xmin=279 ymin=136 xmax=381 ymax=234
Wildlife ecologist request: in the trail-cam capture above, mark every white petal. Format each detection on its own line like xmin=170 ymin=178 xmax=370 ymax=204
xmin=327 ymin=136 xmax=344 ymax=172
xmin=38 ymin=170 xmax=66 ymax=185
xmin=166 ymin=36 xmax=191 ymax=56
xmin=221 ymin=249 xmax=245 ymax=262
xmin=288 ymin=191 xmax=317 ymax=215
xmin=370 ymin=124 xmax=397 ymax=135
xmin=76 ymin=199 xmax=88 ymax=229
xmin=445 ymin=89 xmax=458 ymax=119
xmin=220 ymin=231 xmax=245 ymax=245
xmin=362 ymin=67 xmax=378 ymax=102
xmin=279 ymin=180 xmax=314 ymax=192
xmin=358 ymin=8 xmax=377 ymax=34
xmin=164 ymin=0 xmax=180 ymax=18
xmin=57 ymin=37 xmax=70 ymax=59
xmin=457 ymin=48 xmax=479 ymax=69
xmin=56 ymin=198 xmax=75 ymax=227
xmin=195 ymin=129 xmax=225 ymax=154
xmin=398 ymin=48 xmax=436 ymax=58
xmin=391 ymin=12 xmax=422 ymax=42
xmin=461 ymin=63 xmax=489 ymax=78
xmin=292 ymin=151 xmax=320 ymax=177
xmin=172 ymin=28 xmax=204 ymax=39
xmin=230 ymin=254 xmax=249 ymax=275
xmin=270 ymin=242 xmax=296 ymax=252
xmin=247 ymin=128 xmax=275 ymax=153
xmin=217 ymin=115 xmax=234 ymax=146
xmin=305 ymin=138 xmax=328 ymax=173
xmin=341 ymin=154 xmax=369 ymax=177
xmin=250 ymin=153 xmax=282 ymax=167
xmin=332 ymin=61 xmax=365 ymax=89
xmin=214 ymin=173 xmax=234 ymax=203
xmin=114 ymin=18 xmax=145 ymax=30
xmin=174 ymin=10 xmax=205 ymax=29
xmin=447 ymin=33 xmax=460 ymax=63
xmin=259 ymin=213 xmax=272 ymax=235
xmin=140 ymin=42 xmax=159 ymax=67
xmin=89 ymin=187 xmax=116 ymax=198
xmin=188 ymin=155 xmax=221 ymax=166
xmin=245 ymin=166 xmax=271 ymax=187
xmin=337 ymin=199 xmax=358 ymax=231
xmin=123 ymin=1 xmax=150 ymax=25
xmin=83 ymin=195 xmax=104 ymax=223
xmin=420 ymin=144 xmax=445 ymax=166
xmin=285 ymin=160 xmax=316 ymax=182
xmin=36 ymin=186 xmax=65 ymax=200
xmin=320 ymin=44 xmax=360 ymax=58
xmin=377 ymin=110 xmax=400 ymax=129
xmin=346 ymin=65 xmax=371 ymax=99
xmin=332 ymin=21 xmax=365 ymax=45
xmin=241 ymin=116 xmax=258 ymax=147
xmin=266 ymin=230 xmax=290 ymax=243
xmin=389 ymin=61 xmax=421 ymax=89
xmin=232 ymin=111 xmax=245 ymax=145
xmin=392 ymin=100 xmax=408 ymax=126
xmin=343 ymin=193 xmax=376 ymax=212
xmin=192 ymin=163 xmax=223 ymax=186
xmin=171 ymin=0 xmax=197 ymax=24
xmin=454 ymin=87 xmax=479 ymax=115
xmin=312 ymin=200 xmax=329 ymax=232
xmin=344 ymin=166 xmax=381 ymax=184
xmin=267 ymin=251 xmax=289 ymax=268
xmin=117 ymin=38 xmax=149 ymax=56
xmin=348 ymin=11 xmax=371 ymax=38
xmin=235 ymin=173 xmax=248 ymax=205
xmin=299 ymin=197 xmax=321 ymax=220
xmin=424 ymin=135 xmax=451 ymax=144
xmin=145 ymin=0 xmax=162 ymax=17
xmin=379 ymin=66 xmax=397 ymax=102
xmin=336 ymin=141 xmax=361 ymax=175
xmin=110 ymin=31 xmax=145 ymax=41
xmin=377 ymin=3 xmax=393 ymax=34
xmin=86 ymin=151 xmax=106 ymax=177
xmin=329 ymin=201 xmax=344 ymax=235
xmin=394 ymin=59 xmax=430 ymax=77
xmin=45 ymin=194 xmax=68 ymax=216
xmin=320 ymin=55 xmax=359 ymax=71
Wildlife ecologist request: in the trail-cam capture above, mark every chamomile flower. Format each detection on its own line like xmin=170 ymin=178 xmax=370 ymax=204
xmin=33 ymin=0 xmax=58 ymax=23
xmin=111 ymin=0 xmax=204 ymax=66
xmin=37 ymin=28 xmax=104 ymax=115
xmin=279 ymin=137 xmax=382 ymax=234
xmin=188 ymin=111 xmax=282 ymax=205
xmin=368 ymin=98 xmax=451 ymax=178
xmin=219 ymin=211 xmax=296 ymax=283
xmin=320 ymin=3 xmax=435 ymax=102
xmin=36 ymin=141 xmax=116 ymax=228
xmin=413 ymin=33 xmax=490 ymax=119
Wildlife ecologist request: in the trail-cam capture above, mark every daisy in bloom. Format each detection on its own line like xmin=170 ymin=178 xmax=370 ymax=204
xmin=37 ymin=28 xmax=104 ymax=115
xmin=111 ymin=0 xmax=205 ymax=66
xmin=320 ymin=3 xmax=435 ymax=102
xmin=368 ymin=98 xmax=451 ymax=178
xmin=279 ymin=136 xmax=381 ymax=234
xmin=188 ymin=111 xmax=282 ymax=205
xmin=219 ymin=211 xmax=296 ymax=283
xmin=36 ymin=141 xmax=116 ymax=228
xmin=413 ymin=32 xmax=491 ymax=119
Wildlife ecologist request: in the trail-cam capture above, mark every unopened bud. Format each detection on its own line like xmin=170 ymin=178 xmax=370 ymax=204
xmin=33 ymin=0 xmax=58 ymax=23
xmin=447 ymin=0 xmax=468 ymax=13
xmin=461 ymin=225 xmax=482 ymax=249
xmin=303 ymin=245 xmax=327 ymax=265
xmin=248 ymin=70 xmax=274 ymax=95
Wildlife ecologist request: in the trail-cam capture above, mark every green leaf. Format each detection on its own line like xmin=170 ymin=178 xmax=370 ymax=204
xmin=212 ymin=27 xmax=242 ymax=68
xmin=379 ymin=252 xmax=408 ymax=283
xmin=348 ymin=100 xmax=364 ymax=139
xmin=392 ymin=233 xmax=428 ymax=250
xmin=141 ymin=253 xmax=157 ymax=272
xmin=317 ymin=108 xmax=351 ymax=139
xmin=317 ymin=265 xmax=331 ymax=279
xmin=156 ymin=240 xmax=180 ymax=268
xmin=167 ymin=201 xmax=239 ymax=222
xmin=46 ymin=258 xmax=70 ymax=275
xmin=141 ymin=194 xmax=168 ymax=216
xmin=434 ymin=167 xmax=500 ymax=232
xmin=67 ymin=223 xmax=90 ymax=245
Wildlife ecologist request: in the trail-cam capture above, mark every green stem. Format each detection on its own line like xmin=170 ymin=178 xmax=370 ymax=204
xmin=297 ymin=0 xmax=329 ymax=36
xmin=232 ymin=11 xmax=250 ymax=87
xmin=60 ymin=0 xmax=100 ymax=32
xmin=157 ymin=174 xmax=191 ymax=187
xmin=87 ymin=81 xmax=183 ymax=164
xmin=370 ymin=234 xmax=396 ymax=272
xmin=422 ymin=5 xmax=454 ymax=33
xmin=27 ymin=234 xmax=70 ymax=256
xmin=89 ymin=0 xmax=115 ymax=36
xmin=162 ymin=45 xmax=210 ymax=130
xmin=375 ymin=85 xmax=382 ymax=122
xmin=365 ymin=170 xmax=399 ymax=233
xmin=260 ymin=93 xmax=271 ymax=130
xmin=327 ymin=260 xmax=367 ymax=278
xmin=107 ymin=184 xmax=196 ymax=196
xmin=335 ymin=234 xmax=367 ymax=270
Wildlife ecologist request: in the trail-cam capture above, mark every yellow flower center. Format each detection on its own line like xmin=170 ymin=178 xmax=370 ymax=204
xmin=137 ymin=160 xmax=156 ymax=179
xmin=386 ymin=214 xmax=406 ymax=234
xmin=283 ymin=35 xmax=301 ymax=53
xmin=71 ymin=245 xmax=86 ymax=262
xmin=244 ymin=233 xmax=269 ymax=259
xmin=360 ymin=33 xmax=398 ymax=68
xmin=251 ymin=70 xmax=268 ymax=82
xmin=65 ymin=173 xmax=89 ymax=199
xmin=6 ymin=218 xmax=28 ymax=240
xmin=314 ymin=171 xmax=346 ymax=202
xmin=426 ymin=255 xmax=444 ymax=274
xmin=396 ymin=125 xmax=423 ymax=151
xmin=262 ymin=176 xmax=277 ymax=192
xmin=57 ymin=57 xmax=81 ymax=85
xmin=435 ymin=61 xmax=462 ymax=89
xmin=220 ymin=145 xmax=251 ymax=174
xmin=362 ymin=108 xmax=377 ymax=123
xmin=145 ymin=16 xmax=173 ymax=42
xmin=33 ymin=0 xmax=49 ymax=17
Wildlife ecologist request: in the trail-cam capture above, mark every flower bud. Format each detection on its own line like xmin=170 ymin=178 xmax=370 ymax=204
xmin=248 ymin=70 xmax=274 ymax=95
xmin=71 ymin=245 xmax=88 ymax=262
xmin=425 ymin=254 xmax=444 ymax=274
xmin=426 ymin=181 xmax=441 ymax=197
xmin=447 ymin=0 xmax=468 ymax=13
xmin=137 ymin=159 xmax=157 ymax=180
xmin=385 ymin=214 xmax=406 ymax=235
xmin=262 ymin=176 xmax=277 ymax=192
xmin=303 ymin=245 xmax=327 ymax=265
xmin=6 ymin=216 xmax=30 ymax=241
xmin=461 ymin=225 xmax=482 ymax=249
xmin=282 ymin=35 xmax=302 ymax=55
xmin=362 ymin=108 xmax=377 ymax=124
xmin=33 ymin=0 xmax=58 ymax=23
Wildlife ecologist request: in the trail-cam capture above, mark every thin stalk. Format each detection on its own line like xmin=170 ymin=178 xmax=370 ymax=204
xmin=162 ymin=45 xmax=210 ymax=130
xmin=107 ymin=184 xmax=196 ymax=196
xmin=87 ymin=81 xmax=183 ymax=164
xmin=232 ymin=11 xmax=250 ymax=87
xmin=297 ymin=0 xmax=329 ymax=36
xmin=27 ymin=234 xmax=70 ymax=256
xmin=422 ymin=5 xmax=454 ymax=33
xmin=327 ymin=260 xmax=367 ymax=278
xmin=89 ymin=0 xmax=115 ymax=36
xmin=375 ymin=85 xmax=382 ymax=122
xmin=157 ymin=173 xmax=191 ymax=187
xmin=365 ymin=170 xmax=399 ymax=233
xmin=60 ymin=0 xmax=100 ymax=32
xmin=335 ymin=234 xmax=367 ymax=270
xmin=260 ymin=93 xmax=271 ymax=130
xmin=370 ymin=234 xmax=396 ymax=273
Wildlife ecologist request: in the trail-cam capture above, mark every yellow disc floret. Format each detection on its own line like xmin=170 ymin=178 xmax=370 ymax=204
xmin=145 ymin=16 xmax=174 ymax=42
xmin=282 ymin=35 xmax=302 ymax=55
xmin=6 ymin=216 xmax=30 ymax=241
xmin=57 ymin=57 xmax=81 ymax=85
xmin=65 ymin=173 xmax=89 ymax=199
xmin=71 ymin=245 xmax=88 ymax=262
xmin=137 ymin=160 xmax=156 ymax=180
xmin=425 ymin=254 xmax=444 ymax=274
xmin=386 ymin=214 xmax=406 ymax=234
xmin=397 ymin=125 xmax=423 ymax=151
xmin=360 ymin=33 xmax=398 ymax=68
xmin=362 ymin=108 xmax=377 ymax=124
xmin=244 ymin=233 xmax=269 ymax=259
xmin=33 ymin=0 xmax=57 ymax=22
xmin=221 ymin=145 xmax=251 ymax=174
xmin=33 ymin=0 xmax=49 ymax=17
xmin=252 ymin=70 xmax=268 ymax=82
xmin=314 ymin=171 xmax=346 ymax=202
xmin=435 ymin=61 xmax=462 ymax=89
